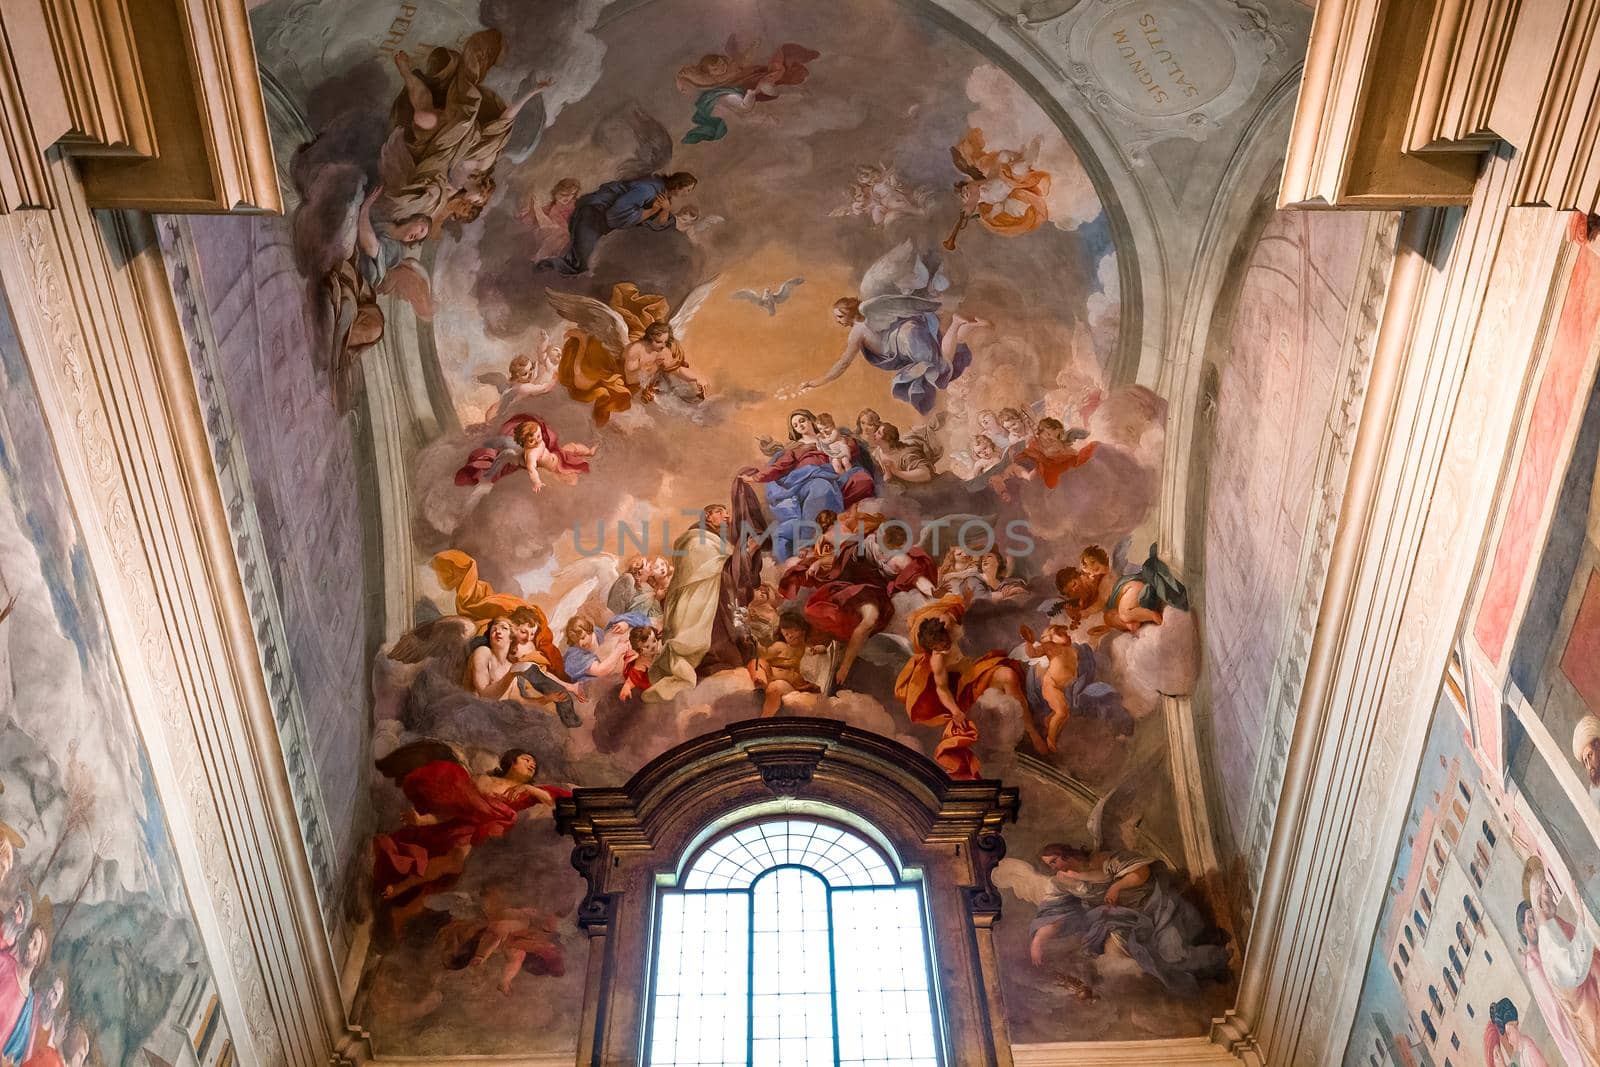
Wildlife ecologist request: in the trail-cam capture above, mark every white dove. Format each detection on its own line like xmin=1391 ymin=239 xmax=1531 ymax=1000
xmin=732 ymin=277 xmax=805 ymax=315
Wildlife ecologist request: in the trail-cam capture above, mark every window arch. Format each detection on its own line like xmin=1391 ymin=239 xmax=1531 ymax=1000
xmin=647 ymin=816 xmax=943 ymax=1066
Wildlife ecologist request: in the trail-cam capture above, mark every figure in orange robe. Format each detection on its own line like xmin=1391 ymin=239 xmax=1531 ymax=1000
xmin=556 ymin=283 xmax=679 ymax=426
xmin=945 ymin=127 xmax=1051 ymax=250
xmin=431 ymin=549 xmax=565 ymax=678
xmin=894 ymin=596 xmax=1038 ymax=778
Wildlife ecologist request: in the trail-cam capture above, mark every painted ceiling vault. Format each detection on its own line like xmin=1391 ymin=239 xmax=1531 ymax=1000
xmin=170 ymin=0 xmax=1330 ymax=1057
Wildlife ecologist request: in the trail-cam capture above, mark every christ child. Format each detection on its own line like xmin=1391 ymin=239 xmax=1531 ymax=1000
xmin=813 ymin=413 xmax=855 ymax=474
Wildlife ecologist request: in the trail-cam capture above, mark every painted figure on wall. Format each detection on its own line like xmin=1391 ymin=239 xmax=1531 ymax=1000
xmin=238 ymin=0 xmax=1210 ymax=1056
xmin=0 ymin=298 xmax=231 ymax=1067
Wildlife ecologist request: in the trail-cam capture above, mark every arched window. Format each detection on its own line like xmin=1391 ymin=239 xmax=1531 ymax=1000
xmin=1456 ymin=921 xmax=1471 ymax=954
xmin=1449 ymin=946 xmax=1464 ymax=978
xmin=646 ymin=816 xmax=943 ymax=1066
xmin=1393 ymin=962 xmax=1404 ymax=984
xmin=1415 ymin=908 xmax=1429 ymax=934
xmin=1444 ymin=968 xmax=1459 ymax=997
xmin=1421 ymin=888 xmax=1434 ymax=914
xmin=1482 ymin=820 xmax=1497 ymax=848
xmin=1404 ymin=924 xmax=1416 ymax=946
xmin=1421 ymin=1010 xmax=1438 ymax=1042
xmin=1429 ymin=985 xmax=1444 ymax=1016
xmin=1463 ymin=895 xmax=1482 ymax=928
xmin=1398 ymin=942 xmax=1411 ymax=965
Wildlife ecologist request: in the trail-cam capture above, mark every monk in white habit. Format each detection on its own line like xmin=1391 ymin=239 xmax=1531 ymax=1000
xmin=647 ymin=505 xmax=739 ymax=703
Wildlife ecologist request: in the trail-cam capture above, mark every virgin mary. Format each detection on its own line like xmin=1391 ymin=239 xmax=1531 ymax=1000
xmin=740 ymin=410 xmax=876 ymax=560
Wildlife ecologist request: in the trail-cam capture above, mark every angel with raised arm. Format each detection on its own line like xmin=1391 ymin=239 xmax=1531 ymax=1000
xmin=547 ymin=279 xmax=719 ymax=425
xmin=478 ymin=340 xmax=561 ymax=424
xmin=454 ymin=415 xmax=598 ymax=493
xmin=781 ymin=241 xmax=986 ymax=415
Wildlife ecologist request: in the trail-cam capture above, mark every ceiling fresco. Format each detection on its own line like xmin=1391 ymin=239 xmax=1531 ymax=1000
xmin=226 ymin=0 xmax=1286 ymax=1055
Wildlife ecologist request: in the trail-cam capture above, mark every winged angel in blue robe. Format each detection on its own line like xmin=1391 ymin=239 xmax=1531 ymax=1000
xmin=780 ymin=241 xmax=987 ymax=414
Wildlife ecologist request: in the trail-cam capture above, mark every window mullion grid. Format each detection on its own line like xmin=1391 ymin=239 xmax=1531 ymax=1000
xmin=827 ymin=885 xmax=842 ymax=1067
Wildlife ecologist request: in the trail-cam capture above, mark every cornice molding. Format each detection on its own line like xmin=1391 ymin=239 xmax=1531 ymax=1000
xmin=38 ymin=0 xmax=155 ymax=156
xmin=1280 ymin=0 xmax=1479 ymax=207
xmin=0 ymin=0 xmax=277 ymax=214
xmin=1286 ymin=0 xmax=1600 ymax=212
xmin=1406 ymin=0 xmax=1521 ymax=153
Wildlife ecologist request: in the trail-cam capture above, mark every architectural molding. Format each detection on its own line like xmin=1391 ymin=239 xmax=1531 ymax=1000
xmin=0 ymin=0 xmax=277 ymax=213
xmin=38 ymin=0 xmax=155 ymax=156
xmin=154 ymin=214 xmax=345 ymax=939
xmin=1406 ymin=0 xmax=1520 ymax=153
xmin=0 ymin=0 xmax=72 ymax=212
xmin=1238 ymin=151 xmax=1574 ymax=1065
xmin=1280 ymin=0 xmax=1479 ymax=207
xmin=1238 ymin=209 xmax=1400 ymax=903
xmin=0 ymin=158 xmax=358 ymax=1065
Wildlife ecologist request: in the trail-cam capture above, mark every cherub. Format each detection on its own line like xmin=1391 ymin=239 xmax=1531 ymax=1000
xmin=618 ymin=626 xmax=662 ymax=702
xmin=561 ymin=616 xmax=635 ymax=689
xmin=677 ymin=37 xmax=820 ymax=144
xmin=477 ymin=342 xmax=561 ymax=424
xmin=873 ymin=522 xmax=937 ymax=597
xmin=1019 ymin=623 xmax=1077 ymax=752
xmin=830 ymin=162 xmax=934 ymax=227
xmin=948 ymin=433 xmax=1003 ymax=480
xmin=781 ymin=241 xmax=987 ymax=415
xmin=434 ymin=886 xmax=567 ymax=996
xmin=454 ymin=414 xmax=599 ymax=493
xmin=989 ymin=418 xmax=1094 ymax=502
xmin=547 ymin=279 xmax=720 ymax=425
xmin=945 ymin=127 xmax=1051 ymax=251
xmin=519 ymin=177 xmax=581 ymax=261
xmin=756 ymin=610 xmax=822 ymax=716
xmin=739 ymin=583 xmax=782 ymax=651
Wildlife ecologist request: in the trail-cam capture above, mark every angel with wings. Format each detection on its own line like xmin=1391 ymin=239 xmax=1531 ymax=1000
xmin=944 ymin=127 xmax=1051 ymax=251
xmin=781 ymin=241 xmax=986 ymax=415
xmin=547 ymin=279 xmax=719 ymax=426
xmin=676 ymin=36 xmax=820 ymax=144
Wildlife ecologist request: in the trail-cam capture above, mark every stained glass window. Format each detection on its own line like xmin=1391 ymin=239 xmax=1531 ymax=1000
xmin=646 ymin=817 xmax=944 ymax=1067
